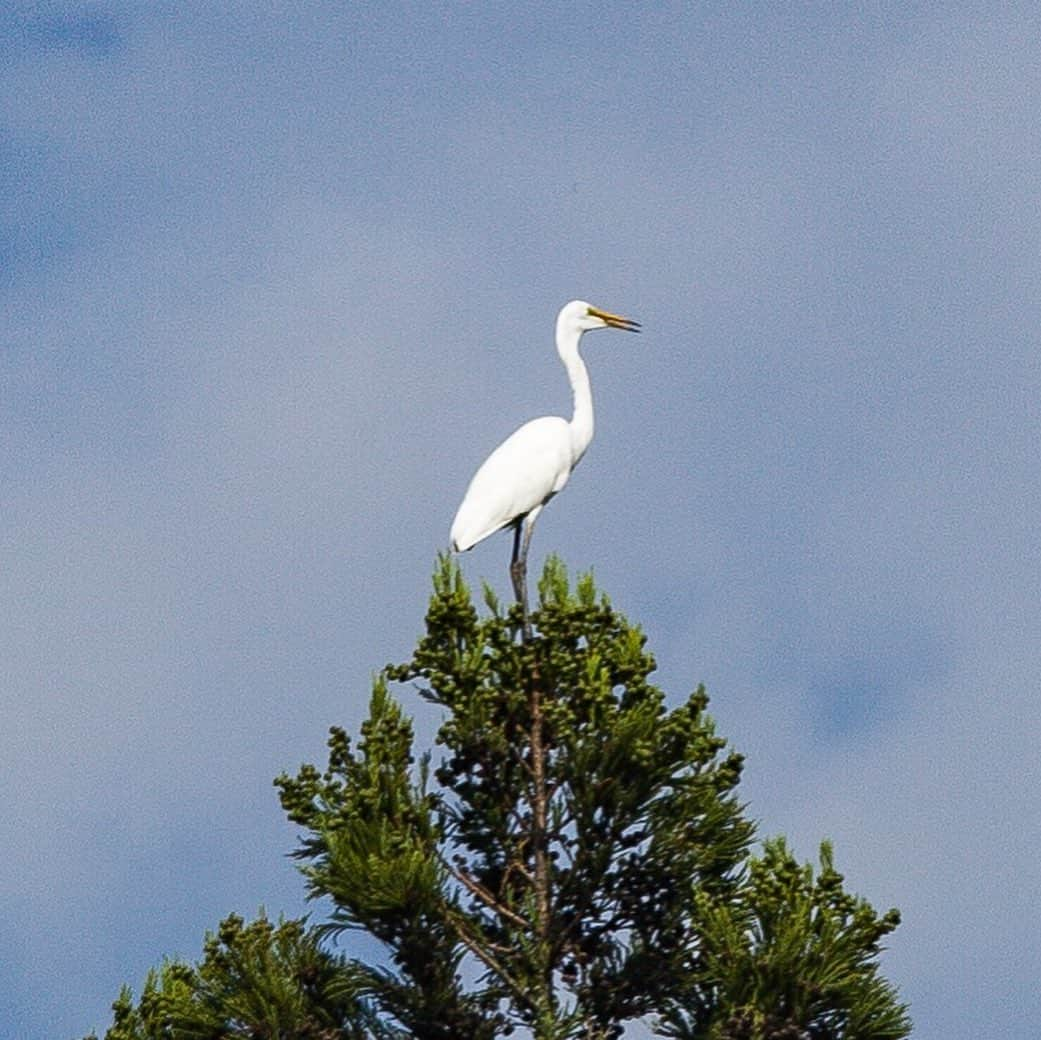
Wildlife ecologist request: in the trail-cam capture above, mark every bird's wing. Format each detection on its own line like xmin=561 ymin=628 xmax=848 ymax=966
xmin=450 ymin=416 xmax=573 ymax=551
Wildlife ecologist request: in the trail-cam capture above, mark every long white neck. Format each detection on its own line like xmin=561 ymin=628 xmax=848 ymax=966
xmin=556 ymin=320 xmax=594 ymax=464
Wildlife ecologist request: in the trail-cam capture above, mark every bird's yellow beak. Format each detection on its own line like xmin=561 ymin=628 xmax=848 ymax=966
xmin=588 ymin=305 xmax=641 ymax=333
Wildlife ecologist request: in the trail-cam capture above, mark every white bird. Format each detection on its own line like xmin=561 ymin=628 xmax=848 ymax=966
xmin=450 ymin=299 xmax=640 ymax=623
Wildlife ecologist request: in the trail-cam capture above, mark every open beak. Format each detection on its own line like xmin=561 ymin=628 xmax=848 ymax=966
xmin=588 ymin=305 xmax=641 ymax=333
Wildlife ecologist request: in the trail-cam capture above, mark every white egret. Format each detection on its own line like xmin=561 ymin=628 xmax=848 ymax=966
xmin=450 ymin=299 xmax=640 ymax=623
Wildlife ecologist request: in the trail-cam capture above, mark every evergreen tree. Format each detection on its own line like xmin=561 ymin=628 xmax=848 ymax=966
xmin=87 ymin=558 xmax=909 ymax=1040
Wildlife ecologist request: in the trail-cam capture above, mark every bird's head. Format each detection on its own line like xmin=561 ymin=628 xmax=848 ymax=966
xmin=559 ymin=299 xmax=641 ymax=336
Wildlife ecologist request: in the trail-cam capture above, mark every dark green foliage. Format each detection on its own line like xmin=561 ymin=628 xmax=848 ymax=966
xmin=276 ymin=678 xmax=496 ymax=1040
xmin=90 ymin=558 xmax=909 ymax=1040
xmin=371 ymin=556 xmax=754 ymax=1039
xmin=664 ymin=840 xmax=908 ymax=1040
xmin=87 ymin=913 xmax=382 ymax=1040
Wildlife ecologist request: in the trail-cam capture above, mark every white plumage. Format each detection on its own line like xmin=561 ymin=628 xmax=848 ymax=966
xmin=450 ymin=415 xmax=573 ymax=552
xmin=450 ymin=299 xmax=640 ymax=618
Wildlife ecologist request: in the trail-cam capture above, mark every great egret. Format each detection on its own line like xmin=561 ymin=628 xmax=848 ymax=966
xmin=450 ymin=299 xmax=640 ymax=624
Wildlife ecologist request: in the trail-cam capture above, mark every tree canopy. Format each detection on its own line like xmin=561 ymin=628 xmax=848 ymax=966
xmin=88 ymin=558 xmax=909 ymax=1040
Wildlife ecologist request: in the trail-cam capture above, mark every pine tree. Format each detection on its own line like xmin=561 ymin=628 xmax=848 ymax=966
xmin=87 ymin=558 xmax=909 ymax=1040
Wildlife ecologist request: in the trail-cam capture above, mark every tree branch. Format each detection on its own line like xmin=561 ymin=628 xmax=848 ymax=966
xmin=527 ymin=658 xmax=554 ymax=1014
xmin=444 ymin=905 xmax=535 ymax=1016
xmin=450 ymin=865 xmax=529 ymax=930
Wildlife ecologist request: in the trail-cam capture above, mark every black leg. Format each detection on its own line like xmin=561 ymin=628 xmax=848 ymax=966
xmin=509 ymin=521 xmax=527 ymax=612
xmin=510 ymin=513 xmax=537 ymax=640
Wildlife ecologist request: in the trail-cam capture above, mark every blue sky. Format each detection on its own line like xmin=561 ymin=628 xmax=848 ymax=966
xmin=3 ymin=3 xmax=1040 ymax=1037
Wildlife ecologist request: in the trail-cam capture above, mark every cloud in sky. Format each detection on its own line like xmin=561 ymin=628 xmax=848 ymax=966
xmin=3 ymin=5 xmax=1039 ymax=1037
